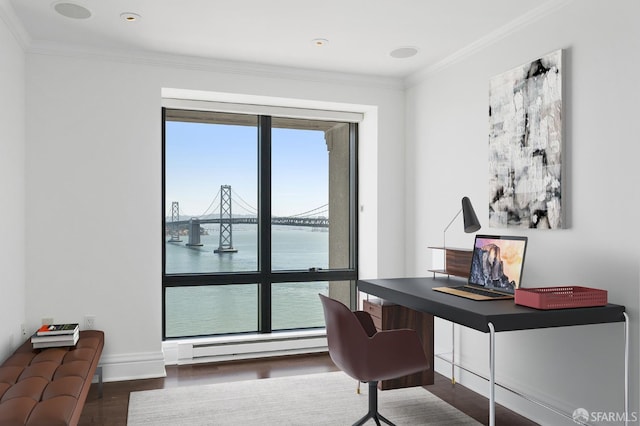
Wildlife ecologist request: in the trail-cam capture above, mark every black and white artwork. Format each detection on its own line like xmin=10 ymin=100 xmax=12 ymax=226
xmin=488 ymin=50 xmax=563 ymax=229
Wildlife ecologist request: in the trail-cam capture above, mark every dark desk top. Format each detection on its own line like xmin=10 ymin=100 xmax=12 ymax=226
xmin=358 ymin=276 xmax=626 ymax=333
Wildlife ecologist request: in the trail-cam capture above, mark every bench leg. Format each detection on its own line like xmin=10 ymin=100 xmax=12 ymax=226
xmin=95 ymin=366 xmax=103 ymax=398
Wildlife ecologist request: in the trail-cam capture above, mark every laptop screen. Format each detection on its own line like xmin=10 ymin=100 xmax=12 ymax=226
xmin=468 ymin=235 xmax=528 ymax=294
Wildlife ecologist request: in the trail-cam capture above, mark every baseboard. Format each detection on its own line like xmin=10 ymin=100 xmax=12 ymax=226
xmin=98 ymin=351 xmax=166 ymax=382
xmin=97 ymin=331 xmax=327 ymax=382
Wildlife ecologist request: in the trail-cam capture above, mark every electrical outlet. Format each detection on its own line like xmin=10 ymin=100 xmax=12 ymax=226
xmin=21 ymin=323 xmax=27 ymax=337
xmin=85 ymin=315 xmax=96 ymax=330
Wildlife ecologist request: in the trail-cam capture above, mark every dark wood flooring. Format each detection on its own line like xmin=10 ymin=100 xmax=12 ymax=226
xmin=79 ymin=353 xmax=538 ymax=425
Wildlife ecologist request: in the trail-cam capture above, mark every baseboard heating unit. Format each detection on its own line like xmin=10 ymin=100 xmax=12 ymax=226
xmin=172 ymin=330 xmax=328 ymax=365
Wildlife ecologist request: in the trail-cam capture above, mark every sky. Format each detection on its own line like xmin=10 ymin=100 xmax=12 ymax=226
xmin=165 ymin=120 xmax=329 ymax=218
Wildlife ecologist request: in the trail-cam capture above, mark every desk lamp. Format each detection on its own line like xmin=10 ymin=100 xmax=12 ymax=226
xmin=443 ymin=196 xmax=481 ymax=252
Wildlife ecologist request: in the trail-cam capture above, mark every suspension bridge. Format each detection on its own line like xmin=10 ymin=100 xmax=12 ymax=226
xmin=166 ymin=185 xmax=328 ymax=253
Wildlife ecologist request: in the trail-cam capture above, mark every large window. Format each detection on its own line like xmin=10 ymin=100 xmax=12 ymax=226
xmin=162 ymin=106 xmax=358 ymax=339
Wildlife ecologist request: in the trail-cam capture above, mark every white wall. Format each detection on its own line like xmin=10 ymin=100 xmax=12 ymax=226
xmin=0 ymin=4 xmax=26 ymax=362
xmin=23 ymin=50 xmax=405 ymax=380
xmin=405 ymin=0 xmax=639 ymax=424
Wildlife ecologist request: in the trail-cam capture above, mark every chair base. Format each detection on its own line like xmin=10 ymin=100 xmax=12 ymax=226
xmin=353 ymin=412 xmax=394 ymax=426
xmin=353 ymin=381 xmax=395 ymax=426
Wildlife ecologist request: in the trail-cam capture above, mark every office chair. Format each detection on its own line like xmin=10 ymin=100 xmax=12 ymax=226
xmin=319 ymin=294 xmax=429 ymax=426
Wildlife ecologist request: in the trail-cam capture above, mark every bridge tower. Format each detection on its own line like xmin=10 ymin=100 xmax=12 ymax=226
xmin=168 ymin=201 xmax=182 ymax=242
xmin=186 ymin=218 xmax=203 ymax=246
xmin=214 ymin=184 xmax=238 ymax=253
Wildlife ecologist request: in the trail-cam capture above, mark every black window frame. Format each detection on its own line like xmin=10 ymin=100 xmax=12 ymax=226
xmin=161 ymin=107 xmax=359 ymax=340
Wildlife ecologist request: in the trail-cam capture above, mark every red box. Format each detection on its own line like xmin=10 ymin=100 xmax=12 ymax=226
xmin=515 ymin=286 xmax=608 ymax=310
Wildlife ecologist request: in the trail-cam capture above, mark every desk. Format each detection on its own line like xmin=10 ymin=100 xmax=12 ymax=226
xmin=358 ymin=276 xmax=629 ymax=426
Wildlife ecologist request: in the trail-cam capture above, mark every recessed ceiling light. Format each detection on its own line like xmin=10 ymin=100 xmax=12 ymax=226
xmin=120 ymin=12 xmax=141 ymax=22
xmin=53 ymin=2 xmax=92 ymax=19
xmin=390 ymin=46 xmax=419 ymax=59
xmin=312 ymin=38 xmax=329 ymax=47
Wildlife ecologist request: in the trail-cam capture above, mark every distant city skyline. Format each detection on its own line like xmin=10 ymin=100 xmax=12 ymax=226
xmin=165 ymin=120 xmax=329 ymax=218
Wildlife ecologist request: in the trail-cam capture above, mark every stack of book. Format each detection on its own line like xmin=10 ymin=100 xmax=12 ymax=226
xmin=31 ymin=323 xmax=79 ymax=349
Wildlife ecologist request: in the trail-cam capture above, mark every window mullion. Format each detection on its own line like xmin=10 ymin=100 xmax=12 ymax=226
xmin=349 ymin=122 xmax=359 ymax=308
xmin=258 ymin=115 xmax=272 ymax=333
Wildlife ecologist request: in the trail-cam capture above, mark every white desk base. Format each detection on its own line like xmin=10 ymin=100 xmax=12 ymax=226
xmin=435 ymin=313 xmax=630 ymax=426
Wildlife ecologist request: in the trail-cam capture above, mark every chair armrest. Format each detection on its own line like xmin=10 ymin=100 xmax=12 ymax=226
xmin=370 ymin=328 xmax=421 ymax=350
xmin=365 ymin=329 xmax=429 ymax=380
xmin=354 ymin=311 xmax=377 ymax=337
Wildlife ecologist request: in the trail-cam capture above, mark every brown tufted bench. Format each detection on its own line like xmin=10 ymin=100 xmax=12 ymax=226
xmin=0 ymin=330 xmax=104 ymax=426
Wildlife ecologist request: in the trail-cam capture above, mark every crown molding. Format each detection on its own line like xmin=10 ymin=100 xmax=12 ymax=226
xmin=6 ymin=0 xmax=573 ymax=92
xmin=26 ymin=39 xmax=404 ymax=91
xmin=0 ymin=0 xmax=31 ymax=49
xmin=404 ymin=0 xmax=575 ymax=88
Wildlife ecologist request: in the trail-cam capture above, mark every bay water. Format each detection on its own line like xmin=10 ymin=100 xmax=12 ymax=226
xmin=165 ymin=225 xmax=329 ymax=337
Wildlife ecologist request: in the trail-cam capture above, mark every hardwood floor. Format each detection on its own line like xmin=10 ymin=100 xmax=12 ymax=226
xmin=79 ymin=353 xmax=538 ymax=425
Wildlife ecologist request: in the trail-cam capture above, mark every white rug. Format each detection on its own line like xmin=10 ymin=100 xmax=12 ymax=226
xmin=127 ymin=371 xmax=481 ymax=425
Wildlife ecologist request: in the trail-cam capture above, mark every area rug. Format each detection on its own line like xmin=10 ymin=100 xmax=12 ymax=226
xmin=127 ymin=371 xmax=481 ymax=425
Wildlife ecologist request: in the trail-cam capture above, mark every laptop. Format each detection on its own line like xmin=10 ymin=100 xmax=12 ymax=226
xmin=433 ymin=235 xmax=528 ymax=300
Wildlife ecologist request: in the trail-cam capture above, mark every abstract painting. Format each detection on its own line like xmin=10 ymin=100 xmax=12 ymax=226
xmin=488 ymin=50 xmax=563 ymax=229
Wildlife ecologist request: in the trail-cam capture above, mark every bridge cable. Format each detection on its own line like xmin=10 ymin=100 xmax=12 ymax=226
xmin=231 ymin=189 xmax=258 ymax=214
xmin=198 ymin=190 xmax=221 ymax=218
xmin=289 ymin=204 xmax=328 ymax=218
